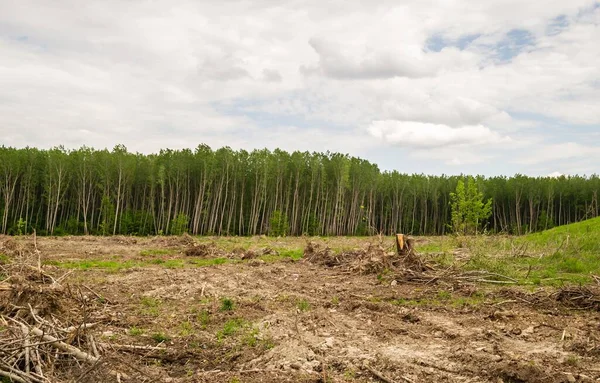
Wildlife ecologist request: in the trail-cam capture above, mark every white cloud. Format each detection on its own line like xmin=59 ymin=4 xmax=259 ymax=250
xmin=368 ymin=120 xmax=511 ymax=148
xmin=0 ymin=0 xmax=599 ymax=175
xmin=518 ymin=142 xmax=600 ymax=165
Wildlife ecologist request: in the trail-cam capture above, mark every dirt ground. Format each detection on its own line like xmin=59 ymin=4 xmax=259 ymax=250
xmin=1 ymin=235 xmax=599 ymax=383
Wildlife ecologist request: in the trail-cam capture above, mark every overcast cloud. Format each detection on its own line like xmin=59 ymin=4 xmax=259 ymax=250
xmin=0 ymin=0 xmax=599 ymax=176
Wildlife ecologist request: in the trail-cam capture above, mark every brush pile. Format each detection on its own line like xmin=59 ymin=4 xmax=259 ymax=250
xmin=303 ymin=238 xmax=432 ymax=276
xmin=0 ymin=237 xmax=113 ymax=383
xmin=184 ymin=242 xmax=224 ymax=257
xmin=554 ymin=286 xmax=600 ymax=311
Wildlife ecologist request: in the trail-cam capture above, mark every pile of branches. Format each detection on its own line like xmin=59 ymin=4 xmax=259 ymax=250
xmin=184 ymin=242 xmax=225 ymax=257
xmin=151 ymin=233 xmax=197 ymax=248
xmin=303 ymin=240 xmax=433 ymax=275
xmin=554 ymin=286 xmax=600 ymax=311
xmin=0 ymin=241 xmax=113 ymax=383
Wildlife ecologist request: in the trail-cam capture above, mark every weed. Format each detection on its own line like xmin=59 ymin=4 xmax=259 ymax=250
xmin=129 ymin=326 xmax=144 ymax=336
xmin=243 ymin=327 xmax=260 ymax=347
xmin=331 ymin=296 xmax=340 ymax=305
xmin=179 ymin=320 xmax=194 ymax=336
xmin=437 ymin=290 xmax=451 ymax=300
xmin=217 ymin=318 xmax=245 ymax=341
xmin=140 ymin=297 xmax=161 ymax=316
xmin=564 ymin=355 xmax=579 ymax=366
xmin=197 ymin=309 xmax=211 ymax=328
xmin=297 ymin=299 xmax=311 ymax=312
xmin=220 ymin=297 xmax=234 ymax=311
xmin=151 ymin=332 xmax=171 ymax=343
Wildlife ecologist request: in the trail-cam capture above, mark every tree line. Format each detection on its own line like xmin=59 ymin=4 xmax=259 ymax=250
xmin=0 ymin=145 xmax=598 ymax=236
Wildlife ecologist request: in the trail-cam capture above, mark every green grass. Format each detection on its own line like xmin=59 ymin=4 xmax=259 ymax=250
xmin=179 ymin=320 xmax=194 ymax=336
xmin=297 ymin=298 xmax=311 ymax=312
xmin=458 ymin=217 xmax=600 ymax=286
xmin=151 ymin=332 xmax=171 ymax=343
xmin=140 ymin=296 xmax=161 ymax=316
xmin=217 ymin=318 xmax=246 ymax=341
xmin=189 ymin=257 xmax=231 ymax=267
xmin=129 ymin=326 xmax=144 ymax=336
xmin=45 ymin=259 xmax=139 ymax=271
xmin=220 ymin=297 xmax=234 ymax=311
xmin=140 ymin=249 xmax=176 ymax=256
xmin=258 ymin=248 xmax=303 ymax=262
xmin=393 ymin=291 xmax=489 ymax=308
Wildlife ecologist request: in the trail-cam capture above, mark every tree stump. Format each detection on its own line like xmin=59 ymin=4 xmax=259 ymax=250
xmin=395 ymin=234 xmax=415 ymax=256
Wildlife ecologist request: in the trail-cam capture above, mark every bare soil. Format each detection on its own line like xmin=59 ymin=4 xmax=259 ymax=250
xmin=1 ymin=235 xmax=599 ymax=383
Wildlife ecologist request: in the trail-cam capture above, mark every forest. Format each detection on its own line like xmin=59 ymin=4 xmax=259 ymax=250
xmin=0 ymin=145 xmax=598 ymax=236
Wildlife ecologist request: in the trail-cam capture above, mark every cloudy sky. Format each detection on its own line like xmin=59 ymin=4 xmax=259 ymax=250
xmin=1 ymin=1 xmax=599 ymax=176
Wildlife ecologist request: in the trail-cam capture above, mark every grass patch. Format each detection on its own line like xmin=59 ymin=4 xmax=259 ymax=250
xmin=197 ymin=309 xmax=211 ymax=328
xmin=0 ymin=253 xmax=9 ymax=264
xmin=129 ymin=326 xmax=144 ymax=336
xmin=217 ymin=318 xmax=246 ymax=341
xmin=179 ymin=320 xmax=194 ymax=336
xmin=45 ymin=259 xmax=139 ymax=271
xmin=220 ymin=297 xmax=234 ymax=311
xmin=190 ymin=257 xmax=231 ymax=267
xmin=297 ymin=298 xmax=311 ymax=312
xmin=140 ymin=249 xmax=176 ymax=256
xmin=163 ymin=259 xmax=185 ymax=268
xmin=151 ymin=332 xmax=171 ymax=343
xmin=140 ymin=297 xmax=161 ymax=316
xmin=393 ymin=293 xmax=489 ymax=308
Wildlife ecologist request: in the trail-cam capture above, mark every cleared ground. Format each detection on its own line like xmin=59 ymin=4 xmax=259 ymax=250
xmin=1 ymin=233 xmax=599 ymax=383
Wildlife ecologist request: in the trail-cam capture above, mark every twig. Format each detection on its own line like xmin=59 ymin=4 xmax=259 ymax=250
xmin=363 ymin=363 xmax=397 ymax=383
xmin=64 ymin=322 xmax=98 ymax=334
xmin=0 ymin=369 xmax=30 ymax=383
xmin=88 ymin=334 xmax=100 ymax=358
xmin=103 ymin=344 xmax=167 ymax=351
xmin=81 ymin=284 xmax=108 ymax=303
xmin=475 ymin=279 xmax=517 ymax=285
xmin=493 ymin=300 xmax=518 ymax=306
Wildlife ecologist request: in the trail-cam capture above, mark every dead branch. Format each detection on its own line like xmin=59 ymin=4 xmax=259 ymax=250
xmin=363 ymin=363 xmax=397 ymax=383
xmin=29 ymin=328 xmax=99 ymax=364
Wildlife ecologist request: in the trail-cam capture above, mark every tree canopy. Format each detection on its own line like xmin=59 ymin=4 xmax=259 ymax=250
xmin=0 ymin=145 xmax=598 ymax=236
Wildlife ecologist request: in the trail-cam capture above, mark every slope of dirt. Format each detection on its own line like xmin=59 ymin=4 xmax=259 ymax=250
xmin=1 ymin=235 xmax=599 ymax=383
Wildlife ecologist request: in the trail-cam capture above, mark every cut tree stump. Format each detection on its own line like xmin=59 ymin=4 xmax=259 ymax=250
xmin=395 ymin=234 xmax=415 ymax=256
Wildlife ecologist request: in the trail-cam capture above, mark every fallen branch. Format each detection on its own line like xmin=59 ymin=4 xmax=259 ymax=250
xmin=363 ymin=364 xmax=397 ymax=383
xmin=30 ymin=328 xmax=99 ymax=363
xmin=0 ymin=369 xmax=30 ymax=383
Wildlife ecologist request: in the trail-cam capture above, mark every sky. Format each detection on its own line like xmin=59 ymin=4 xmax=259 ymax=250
xmin=0 ymin=0 xmax=599 ymax=176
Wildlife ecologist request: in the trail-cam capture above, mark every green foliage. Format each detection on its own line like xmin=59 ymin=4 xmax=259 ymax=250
xmin=170 ymin=213 xmax=189 ymax=235
xmin=16 ymin=218 xmax=27 ymax=235
xmin=1 ymin=145 xmax=600 ymax=237
xmin=99 ymin=195 xmax=115 ymax=236
xmin=269 ymin=210 xmax=289 ymax=237
xmin=450 ymin=177 xmax=493 ymax=235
